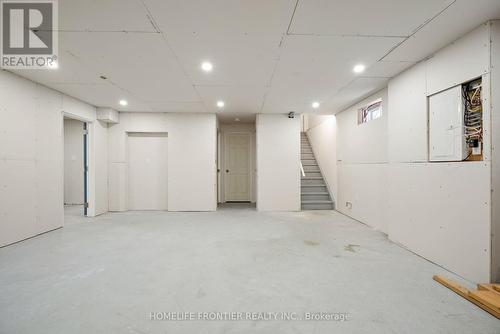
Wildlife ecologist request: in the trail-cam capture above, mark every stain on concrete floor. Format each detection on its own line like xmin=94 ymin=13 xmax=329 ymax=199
xmin=344 ymin=244 xmax=361 ymax=253
xmin=304 ymin=240 xmax=320 ymax=246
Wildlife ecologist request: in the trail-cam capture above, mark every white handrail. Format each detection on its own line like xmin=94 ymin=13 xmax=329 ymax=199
xmin=300 ymin=161 xmax=305 ymax=177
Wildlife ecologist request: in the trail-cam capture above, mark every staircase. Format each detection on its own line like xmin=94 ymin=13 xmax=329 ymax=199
xmin=301 ymin=132 xmax=334 ymax=210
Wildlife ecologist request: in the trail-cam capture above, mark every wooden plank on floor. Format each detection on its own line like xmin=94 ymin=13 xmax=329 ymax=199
xmin=433 ymin=275 xmax=500 ymax=320
xmin=469 ymin=290 xmax=500 ymax=313
xmin=478 ymin=283 xmax=500 ymax=295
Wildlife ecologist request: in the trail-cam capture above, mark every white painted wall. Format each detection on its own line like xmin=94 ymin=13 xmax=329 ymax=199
xmin=108 ymin=112 xmax=217 ymax=212
xmin=64 ymin=118 xmax=84 ymax=205
xmin=307 ymin=23 xmax=494 ymax=282
xmin=256 ymin=114 xmax=300 ymax=211
xmin=218 ymin=123 xmax=256 ymax=203
xmin=0 ymin=71 xmax=108 ymax=247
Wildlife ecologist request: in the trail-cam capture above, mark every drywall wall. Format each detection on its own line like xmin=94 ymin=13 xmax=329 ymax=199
xmin=305 ymin=115 xmax=338 ymax=203
xmin=337 ymin=163 xmax=388 ymax=233
xmin=0 ymin=75 xmax=63 ymax=247
xmin=490 ymin=20 xmax=500 ymax=282
xmin=92 ymin=119 xmax=109 ymax=216
xmin=386 ymin=23 xmax=491 ymax=283
xmin=388 ymin=63 xmax=428 ymax=162
xmin=336 ymin=89 xmax=388 ymax=164
xmin=387 ymin=162 xmax=491 ymax=283
xmin=64 ymin=118 xmax=84 ymax=205
xmin=336 ymin=89 xmax=389 ymax=233
xmin=218 ymin=123 xmax=256 ymax=203
xmin=127 ymin=133 xmax=168 ymax=210
xmin=256 ymin=114 xmax=300 ymax=211
xmin=107 ymin=112 xmax=217 ymax=212
xmin=426 ymin=23 xmax=490 ymax=96
xmin=307 ymin=23 xmax=492 ymax=282
xmin=0 ymin=70 xmax=107 ymax=247
xmin=62 ymin=96 xmax=108 ymax=217
xmin=308 ymin=90 xmax=388 ymax=233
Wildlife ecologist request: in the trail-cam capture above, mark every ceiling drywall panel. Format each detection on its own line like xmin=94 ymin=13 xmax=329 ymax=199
xmin=11 ymin=50 xmax=102 ymax=85
xmin=262 ymin=35 xmax=401 ymax=113
xmin=143 ymin=0 xmax=295 ymax=39
xmin=361 ymin=60 xmax=416 ymax=78
xmin=196 ymin=85 xmax=267 ymax=113
xmin=5 ymin=1 xmax=500 ymax=116
xmin=146 ymin=101 xmax=206 ymax=113
xmin=384 ymin=0 xmax=500 ymax=62
xmin=325 ymin=77 xmax=389 ymax=114
xmin=51 ymin=83 xmax=151 ymax=111
xmin=167 ymin=36 xmax=281 ymax=87
xmin=289 ymin=0 xmax=453 ymax=37
xmin=59 ymin=0 xmax=156 ymax=32
xmin=57 ymin=32 xmax=199 ymax=103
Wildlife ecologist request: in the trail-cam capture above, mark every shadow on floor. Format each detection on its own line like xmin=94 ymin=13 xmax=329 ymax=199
xmin=217 ymin=202 xmax=256 ymax=210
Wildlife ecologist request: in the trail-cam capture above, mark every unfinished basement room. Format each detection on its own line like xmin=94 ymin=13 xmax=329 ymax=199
xmin=1 ymin=0 xmax=500 ymax=333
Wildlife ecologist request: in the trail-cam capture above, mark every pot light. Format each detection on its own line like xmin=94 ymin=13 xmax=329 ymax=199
xmin=353 ymin=64 xmax=366 ymax=73
xmin=201 ymin=61 xmax=213 ymax=72
xmin=235 ymin=118 xmax=240 ymax=122
xmin=119 ymin=100 xmax=128 ymax=106
xmin=312 ymin=101 xmax=320 ymax=109
xmin=216 ymin=100 xmax=225 ymax=108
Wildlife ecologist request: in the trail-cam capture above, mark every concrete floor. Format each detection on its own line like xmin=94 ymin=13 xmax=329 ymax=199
xmin=0 ymin=205 xmax=498 ymax=334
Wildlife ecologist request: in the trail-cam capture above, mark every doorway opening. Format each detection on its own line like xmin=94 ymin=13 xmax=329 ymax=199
xmin=63 ymin=117 xmax=88 ymax=217
xmin=217 ymin=117 xmax=256 ymax=209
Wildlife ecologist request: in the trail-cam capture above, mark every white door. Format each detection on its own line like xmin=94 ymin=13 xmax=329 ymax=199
xmin=128 ymin=133 xmax=168 ymax=210
xmin=224 ymin=133 xmax=250 ymax=201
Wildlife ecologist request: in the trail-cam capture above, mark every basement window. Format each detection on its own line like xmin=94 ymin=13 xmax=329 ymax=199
xmin=358 ymin=98 xmax=382 ymax=124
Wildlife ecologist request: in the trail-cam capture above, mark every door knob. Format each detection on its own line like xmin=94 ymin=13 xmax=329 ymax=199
xmin=226 ymin=169 xmax=229 ymax=173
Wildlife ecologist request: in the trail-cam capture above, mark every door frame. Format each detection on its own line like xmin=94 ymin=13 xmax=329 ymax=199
xmin=83 ymin=122 xmax=88 ymax=215
xmin=62 ymin=113 xmax=90 ymax=217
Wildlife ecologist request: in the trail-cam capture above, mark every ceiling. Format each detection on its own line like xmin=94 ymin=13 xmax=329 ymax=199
xmin=11 ymin=0 xmax=500 ymax=119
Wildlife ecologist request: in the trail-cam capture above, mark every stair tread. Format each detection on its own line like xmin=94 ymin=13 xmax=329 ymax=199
xmin=301 ymin=200 xmax=333 ymax=204
xmin=302 ymin=176 xmax=323 ymax=179
xmin=301 ymin=192 xmax=329 ymax=195
xmin=300 ymin=193 xmax=330 ymax=197
xmin=302 ymin=184 xmax=327 ymax=187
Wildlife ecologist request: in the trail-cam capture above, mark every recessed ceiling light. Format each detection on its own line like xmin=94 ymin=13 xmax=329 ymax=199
xmin=119 ymin=100 xmax=128 ymax=106
xmin=235 ymin=118 xmax=240 ymax=122
xmin=312 ymin=102 xmax=320 ymax=109
xmin=353 ymin=64 xmax=366 ymax=73
xmin=216 ymin=100 xmax=225 ymax=108
xmin=201 ymin=61 xmax=213 ymax=72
